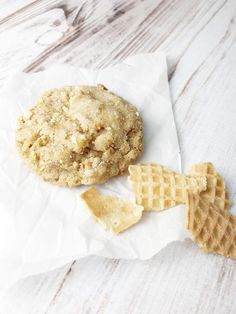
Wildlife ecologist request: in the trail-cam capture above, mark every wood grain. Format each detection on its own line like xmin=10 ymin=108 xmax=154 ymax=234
xmin=0 ymin=0 xmax=235 ymax=313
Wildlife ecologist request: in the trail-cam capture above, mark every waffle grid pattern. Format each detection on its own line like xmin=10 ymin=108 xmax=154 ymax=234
xmin=187 ymin=193 xmax=236 ymax=259
xmin=188 ymin=162 xmax=230 ymax=211
xmin=129 ymin=163 xmax=206 ymax=211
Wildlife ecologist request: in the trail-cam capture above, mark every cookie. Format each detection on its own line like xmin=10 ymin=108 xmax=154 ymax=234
xmin=16 ymin=84 xmax=144 ymax=186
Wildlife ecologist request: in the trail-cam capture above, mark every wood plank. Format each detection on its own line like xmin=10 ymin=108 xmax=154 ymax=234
xmin=0 ymin=0 xmax=76 ymax=30
xmin=0 ymin=264 xmax=72 ymax=314
xmin=0 ymin=7 xmax=68 ymax=87
xmin=23 ymin=0 xmax=228 ymax=72
xmin=23 ymin=0 xmax=141 ymax=72
xmin=0 ymin=0 xmax=34 ymax=21
xmin=44 ymin=242 xmax=236 ymax=314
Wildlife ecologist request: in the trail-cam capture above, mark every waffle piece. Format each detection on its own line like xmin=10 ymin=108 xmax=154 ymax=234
xmin=186 ymin=193 xmax=236 ymax=259
xmin=188 ymin=162 xmax=230 ymax=211
xmin=128 ymin=163 xmax=207 ymax=211
xmin=81 ymin=188 xmax=143 ymax=234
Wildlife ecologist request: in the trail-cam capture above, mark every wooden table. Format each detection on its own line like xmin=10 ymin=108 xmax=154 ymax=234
xmin=0 ymin=1 xmax=236 ymax=313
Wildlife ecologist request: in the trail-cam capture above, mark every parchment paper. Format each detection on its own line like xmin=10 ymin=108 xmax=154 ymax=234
xmin=0 ymin=53 xmax=189 ymax=289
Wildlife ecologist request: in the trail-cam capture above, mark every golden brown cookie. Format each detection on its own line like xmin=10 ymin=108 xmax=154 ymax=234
xmin=16 ymin=85 xmax=144 ymax=186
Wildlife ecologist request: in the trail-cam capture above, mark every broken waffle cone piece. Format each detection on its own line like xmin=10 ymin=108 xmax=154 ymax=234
xmin=128 ymin=163 xmax=207 ymax=211
xmin=186 ymin=192 xmax=236 ymax=259
xmin=188 ymin=162 xmax=230 ymax=211
xmin=81 ymin=187 xmax=144 ymax=234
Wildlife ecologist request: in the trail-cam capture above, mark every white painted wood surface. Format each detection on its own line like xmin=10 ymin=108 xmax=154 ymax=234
xmin=0 ymin=0 xmax=236 ymax=313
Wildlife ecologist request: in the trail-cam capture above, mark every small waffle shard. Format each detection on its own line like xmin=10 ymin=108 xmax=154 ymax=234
xmin=186 ymin=193 xmax=236 ymax=259
xmin=81 ymin=188 xmax=143 ymax=234
xmin=188 ymin=162 xmax=230 ymax=211
xmin=128 ymin=163 xmax=207 ymax=211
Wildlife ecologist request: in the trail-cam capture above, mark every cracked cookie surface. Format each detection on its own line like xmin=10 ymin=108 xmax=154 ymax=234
xmin=16 ymin=84 xmax=144 ymax=186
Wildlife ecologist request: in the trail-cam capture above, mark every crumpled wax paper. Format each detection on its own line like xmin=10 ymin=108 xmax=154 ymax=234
xmin=0 ymin=53 xmax=189 ymax=289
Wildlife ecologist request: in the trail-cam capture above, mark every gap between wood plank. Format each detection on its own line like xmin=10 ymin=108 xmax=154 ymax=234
xmin=172 ymin=0 xmax=232 ymax=105
xmin=169 ymin=0 xmax=228 ymax=82
xmin=44 ymin=261 xmax=76 ymax=314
